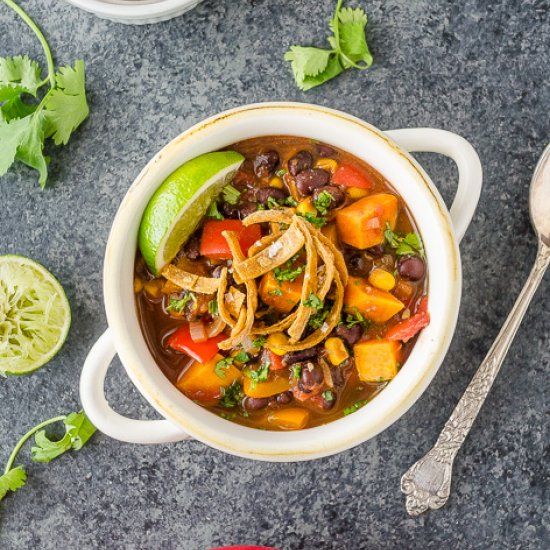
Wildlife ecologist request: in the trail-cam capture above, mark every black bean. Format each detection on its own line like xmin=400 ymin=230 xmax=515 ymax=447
xmin=299 ymin=363 xmax=324 ymax=392
xmin=295 ymin=168 xmax=331 ymax=196
xmin=183 ymin=232 xmax=201 ymax=260
xmin=244 ymin=396 xmax=270 ymax=411
xmin=330 ymin=366 xmax=345 ymax=387
xmin=346 ymin=253 xmax=372 ymax=277
xmin=253 ymin=150 xmax=279 ymax=178
xmin=219 ymin=201 xmax=240 ymax=219
xmin=237 ymin=201 xmax=258 ymax=219
xmin=276 ymin=391 xmax=293 ymax=405
xmin=282 ymin=347 xmax=318 ymax=367
xmin=256 ymin=187 xmax=288 ymax=205
xmin=367 ymin=244 xmax=385 ymax=257
xmin=398 ymin=256 xmax=425 ymax=281
xmin=288 ymin=150 xmax=313 ymax=176
xmin=334 ymin=324 xmax=362 ymax=346
xmin=312 ymin=185 xmax=345 ymax=209
xmin=316 ymin=143 xmax=336 ymax=157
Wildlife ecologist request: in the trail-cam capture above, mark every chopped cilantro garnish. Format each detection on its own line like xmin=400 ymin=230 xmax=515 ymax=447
xmin=275 ymin=169 xmax=287 ymax=177
xmin=384 ymin=223 xmax=424 ymax=257
xmin=233 ymin=350 xmax=250 ymax=363
xmin=244 ymin=362 xmax=270 ymax=389
xmin=166 ymin=293 xmax=196 ymax=313
xmin=252 ymin=335 xmax=267 ymax=348
xmin=274 ymin=264 xmax=305 ymax=283
xmin=322 ymin=390 xmax=335 ymax=402
xmin=343 ymin=399 xmax=368 ymax=416
xmin=303 ymin=292 xmax=323 ymax=310
xmin=268 ymin=288 xmax=283 ymax=296
xmin=285 ymin=196 xmax=298 ymax=207
xmin=222 ymin=184 xmax=241 ymax=205
xmin=208 ymin=298 xmax=218 ymax=316
xmin=309 ymin=307 xmax=330 ymax=330
xmin=313 ymin=190 xmax=333 ymax=215
xmin=267 ymin=196 xmax=282 ymax=210
xmin=298 ymin=211 xmax=327 ymax=228
xmin=344 ymin=308 xmax=370 ymax=329
xmin=291 ymin=364 xmax=302 ymax=379
xmin=207 ymin=200 xmax=224 ymax=220
xmin=219 ymin=382 xmax=243 ymax=409
xmin=214 ymin=357 xmax=233 ymax=379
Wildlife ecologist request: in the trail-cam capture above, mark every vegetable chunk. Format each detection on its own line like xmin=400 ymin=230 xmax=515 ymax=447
xmin=344 ymin=276 xmax=404 ymax=323
xmin=243 ymin=374 xmax=291 ymax=398
xmin=200 ymin=220 xmax=261 ymax=260
xmin=354 ymin=340 xmax=401 ymax=382
xmin=259 ymin=271 xmax=304 ymax=313
xmin=177 ymin=353 xmax=241 ymax=402
xmin=268 ymin=408 xmax=310 ymax=430
xmin=336 ymin=193 xmax=398 ymax=249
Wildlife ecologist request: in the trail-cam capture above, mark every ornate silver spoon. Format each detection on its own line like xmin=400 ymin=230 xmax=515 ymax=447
xmin=401 ymin=143 xmax=550 ymax=517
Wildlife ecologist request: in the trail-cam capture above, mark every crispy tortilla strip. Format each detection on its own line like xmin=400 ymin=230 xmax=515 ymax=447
xmin=161 ymin=264 xmax=219 ymax=294
xmin=287 ymin=217 xmax=318 ymax=343
xmin=225 ymin=286 xmax=245 ymax=319
xmin=219 ymin=306 xmax=247 ymax=350
xmin=233 ymin=219 xmax=305 ymax=282
xmin=216 ymin=267 xmax=236 ymax=327
xmin=247 ymin=231 xmax=283 ymax=258
xmin=241 ymin=209 xmax=294 ymax=227
xmin=220 ymin=230 xmax=258 ymax=348
xmin=316 ymin=231 xmax=348 ymax=287
xmin=276 ymin=271 xmax=344 ymax=352
xmin=251 ymin=311 xmax=298 ymax=335
xmin=312 ymin=234 xmax=335 ymax=301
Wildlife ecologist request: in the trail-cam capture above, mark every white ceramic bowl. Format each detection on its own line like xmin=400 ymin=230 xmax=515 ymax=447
xmin=80 ymin=102 xmax=482 ymax=461
xmin=64 ymin=0 xmax=203 ymax=25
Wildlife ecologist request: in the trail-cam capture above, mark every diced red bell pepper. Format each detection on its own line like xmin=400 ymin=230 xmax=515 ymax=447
xmin=199 ymin=220 xmax=262 ymax=260
xmin=386 ymin=296 xmax=430 ymax=342
xmin=332 ymin=164 xmax=375 ymax=189
xmin=166 ymin=325 xmax=225 ymax=363
xmin=267 ymin=350 xmax=285 ymax=370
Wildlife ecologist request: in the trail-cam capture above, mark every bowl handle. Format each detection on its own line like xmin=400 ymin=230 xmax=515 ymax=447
xmin=80 ymin=329 xmax=191 ymax=444
xmin=384 ymin=128 xmax=482 ymax=243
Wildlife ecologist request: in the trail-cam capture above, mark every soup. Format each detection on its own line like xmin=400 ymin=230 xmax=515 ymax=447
xmin=135 ymin=137 xmax=429 ymax=430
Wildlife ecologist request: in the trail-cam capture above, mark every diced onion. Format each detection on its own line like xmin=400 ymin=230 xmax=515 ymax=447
xmin=189 ymin=320 xmax=208 ymax=343
xmin=206 ymin=316 xmax=226 ymax=338
xmin=320 ymin=358 xmax=334 ymax=388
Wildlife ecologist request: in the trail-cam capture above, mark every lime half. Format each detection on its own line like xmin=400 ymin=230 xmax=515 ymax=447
xmin=139 ymin=151 xmax=244 ymax=275
xmin=0 ymin=255 xmax=71 ymax=376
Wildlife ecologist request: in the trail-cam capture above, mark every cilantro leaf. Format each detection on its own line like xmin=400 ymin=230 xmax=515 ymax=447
xmin=221 ymin=184 xmax=241 ymax=205
xmin=291 ymin=364 xmax=302 ymax=379
xmin=208 ymin=298 xmax=218 ymax=316
xmin=244 ymin=362 xmax=270 ymax=389
xmin=166 ymin=293 xmax=195 ymax=313
xmin=207 ymin=200 xmax=225 ymax=220
xmin=214 ymin=356 xmax=233 ymax=379
xmin=268 ymin=288 xmax=283 ymax=296
xmin=303 ymin=292 xmax=323 ymax=310
xmin=0 ymin=55 xmax=43 ymax=96
xmin=220 ymin=382 xmax=243 ymax=409
xmin=298 ymin=211 xmax=327 ymax=228
xmin=44 ymin=61 xmax=89 ymax=146
xmin=63 ymin=411 xmax=96 ymax=451
xmin=274 ymin=262 xmax=305 ymax=283
xmin=252 ymin=335 xmax=267 ymax=348
xmin=322 ymin=390 xmax=335 ymax=402
xmin=284 ymin=46 xmax=333 ymax=81
xmin=233 ymin=350 xmax=250 ymax=363
xmin=313 ymin=190 xmax=334 ymax=215
xmin=0 ymin=466 xmax=27 ymax=502
xmin=343 ymin=399 xmax=369 ymax=416
xmin=284 ymin=1 xmax=372 ymax=91
xmin=384 ymin=223 xmax=424 ymax=257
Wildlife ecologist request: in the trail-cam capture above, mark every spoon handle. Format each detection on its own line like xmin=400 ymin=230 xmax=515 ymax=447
xmin=401 ymin=242 xmax=550 ymax=517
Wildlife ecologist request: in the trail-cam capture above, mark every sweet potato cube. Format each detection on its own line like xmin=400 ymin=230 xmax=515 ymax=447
xmin=354 ymin=340 xmax=401 ymax=382
xmin=344 ymin=276 xmax=404 ymax=323
xmin=336 ymin=193 xmax=398 ymax=249
xmin=243 ymin=373 xmax=291 ymax=398
xmin=176 ymin=353 xmax=241 ymax=402
xmin=259 ymin=271 xmax=304 ymax=313
xmin=267 ymin=408 xmax=310 ymax=430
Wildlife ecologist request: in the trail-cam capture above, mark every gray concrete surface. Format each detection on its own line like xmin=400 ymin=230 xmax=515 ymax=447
xmin=0 ymin=0 xmax=548 ymax=548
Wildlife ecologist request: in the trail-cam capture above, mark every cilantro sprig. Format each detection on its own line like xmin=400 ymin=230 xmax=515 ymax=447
xmin=166 ymin=292 xmax=196 ymax=313
xmin=0 ymin=0 xmax=89 ymax=187
xmin=244 ymin=361 xmax=270 ymax=389
xmin=384 ymin=223 xmax=424 ymax=257
xmin=284 ymin=0 xmax=373 ymax=91
xmin=0 ymin=411 xmax=95 ymax=503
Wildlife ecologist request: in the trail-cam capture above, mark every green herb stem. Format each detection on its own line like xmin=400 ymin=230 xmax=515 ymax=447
xmin=2 ymin=0 xmax=56 ymax=89
xmin=4 ymin=415 xmax=66 ymax=474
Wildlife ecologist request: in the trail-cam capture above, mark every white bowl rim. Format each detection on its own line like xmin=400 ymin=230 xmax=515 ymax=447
xmin=103 ymin=102 xmax=461 ymax=461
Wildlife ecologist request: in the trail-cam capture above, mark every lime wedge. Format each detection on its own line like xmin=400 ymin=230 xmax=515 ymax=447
xmin=139 ymin=151 xmax=245 ymax=275
xmin=0 ymin=255 xmax=71 ymax=376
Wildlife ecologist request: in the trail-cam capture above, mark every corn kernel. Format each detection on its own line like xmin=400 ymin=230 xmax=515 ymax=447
xmin=296 ymin=197 xmax=317 ymax=216
xmin=368 ymin=268 xmax=396 ymax=291
xmin=134 ymin=278 xmax=144 ymax=294
xmin=143 ymin=279 xmax=163 ymax=298
xmin=314 ymin=158 xmax=338 ymax=173
xmin=267 ymin=332 xmax=288 ymax=356
xmin=269 ymin=177 xmax=284 ymax=189
xmin=346 ymin=186 xmax=369 ymax=199
xmin=325 ymin=337 xmax=349 ymax=366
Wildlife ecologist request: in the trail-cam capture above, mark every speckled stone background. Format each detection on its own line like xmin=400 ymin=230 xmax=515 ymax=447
xmin=0 ymin=0 xmax=548 ymax=548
